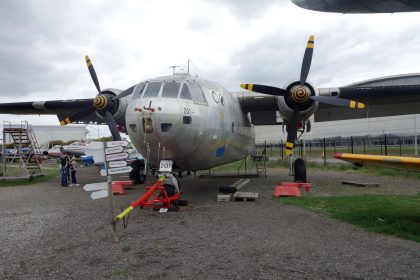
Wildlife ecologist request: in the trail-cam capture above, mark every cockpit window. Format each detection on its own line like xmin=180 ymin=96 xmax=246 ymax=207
xmin=189 ymin=81 xmax=207 ymax=104
xmin=179 ymin=83 xmax=192 ymax=100
xmin=143 ymin=82 xmax=162 ymax=97
xmin=134 ymin=83 xmax=145 ymax=96
xmin=161 ymin=81 xmax=181 ymax=98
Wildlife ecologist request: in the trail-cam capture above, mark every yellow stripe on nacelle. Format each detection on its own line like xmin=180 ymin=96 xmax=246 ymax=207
xmin=349 ymin=100 xmax=365 ymax=109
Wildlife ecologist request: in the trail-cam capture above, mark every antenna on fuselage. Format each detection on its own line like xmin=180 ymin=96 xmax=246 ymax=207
xmin=169 ymin=65 xmax=180 ymax=76
xmin=187 ymin=59 xmax=190 ymax=74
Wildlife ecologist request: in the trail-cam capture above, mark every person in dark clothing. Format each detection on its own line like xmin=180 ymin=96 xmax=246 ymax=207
xmin=59 ymin=153 xmax=70 ymax=187
xmin=69 ymin=157 xmax=79 ymax=186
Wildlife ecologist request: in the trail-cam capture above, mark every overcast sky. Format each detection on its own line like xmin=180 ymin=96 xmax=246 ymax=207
xmin=1 ymin=0 xmax=420 ymax=138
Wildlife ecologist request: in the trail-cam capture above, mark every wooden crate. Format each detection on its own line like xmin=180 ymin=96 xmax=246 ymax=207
xmin=232 ymin=192 xmax=259 ymax=202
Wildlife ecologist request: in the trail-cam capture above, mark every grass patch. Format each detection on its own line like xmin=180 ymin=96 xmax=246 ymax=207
xmin=0 ymin=165 xmax=59 ymax=187
xmin=280 ymin=194 xmax=420 ymax=242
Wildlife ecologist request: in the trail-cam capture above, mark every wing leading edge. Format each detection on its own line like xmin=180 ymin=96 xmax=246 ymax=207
xmin=315 ymin=74 xmax=420 ymax=122
xmin=0 ymin=99 xmax=103 ymax=124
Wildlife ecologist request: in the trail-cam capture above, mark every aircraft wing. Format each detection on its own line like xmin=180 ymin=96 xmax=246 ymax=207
xmin=291 ymin=0 xmax=420 ymax=13
xmin=335 ymin=153 xmax=420 ymax=171
xmin=0 ymin=99 xmax=104 ymax=124
xmin=315 ymin=74 xmax=420 ymax=122
xmin=237 ymin=93 xmax=281 ymax=125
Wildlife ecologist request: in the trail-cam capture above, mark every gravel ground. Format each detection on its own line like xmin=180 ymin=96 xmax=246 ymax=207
xmin=1 ymin=165 xmax=419 ymax=279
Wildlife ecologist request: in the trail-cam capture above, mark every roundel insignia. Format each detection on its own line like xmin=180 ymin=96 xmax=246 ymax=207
xmin=212 ymin=91 xmax=220 ymax=103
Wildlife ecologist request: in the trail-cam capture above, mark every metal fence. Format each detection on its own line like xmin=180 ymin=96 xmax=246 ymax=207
xmin=255 ymin=134 xmax=420 ymax=160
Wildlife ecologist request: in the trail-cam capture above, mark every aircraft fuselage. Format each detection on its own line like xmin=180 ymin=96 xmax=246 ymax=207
xmin=125 ymin=74 xmax=255 ymax=171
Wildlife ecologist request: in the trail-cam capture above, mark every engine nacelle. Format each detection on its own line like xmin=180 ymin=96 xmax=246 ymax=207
xmin=94 ymin=88 xmax=129 ymax=125
xmin=277 ymin=80 xmax=319 ymax=123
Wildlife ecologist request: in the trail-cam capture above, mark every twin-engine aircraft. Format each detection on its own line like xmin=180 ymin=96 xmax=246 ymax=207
xmin=1 ymin=35 xmax=420 ymax=182
xmin=291 ymin=0 xmax=420 ymax=13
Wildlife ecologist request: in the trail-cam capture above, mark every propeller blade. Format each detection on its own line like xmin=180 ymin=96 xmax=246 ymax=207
xmin=311 ymin=96 xmax=365 ymax=108
xmin=59 ymin=107 xmax=95 ymax=126
xmin=104 ymin=111 xmax=121 ymax=141
xmin=300 ymin=35 xmax=314 ymax=85
xmin=115 ymin=85 xmax=136 ymax=100
xmin=285 ymin=107 xmax=300 ymax=156
xmin=85 ymin=55 xmax=101 ymax=93
xmin=240 ymin=84 xmax=288 ymax=96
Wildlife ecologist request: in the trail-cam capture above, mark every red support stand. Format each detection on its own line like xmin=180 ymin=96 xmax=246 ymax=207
xmin=273 ymin=182 xmax=311 ymax=197
xmin=111 ymin=180 xmax=134 ymax=195
xmin=112 ymin=183 xmax=127 ymax=195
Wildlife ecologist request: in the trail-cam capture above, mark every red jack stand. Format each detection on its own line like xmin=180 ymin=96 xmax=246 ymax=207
xmin=273 ymin=182 xmax=310 ymax=197
xmin=113 ymin=177 xmax=182 ymax=224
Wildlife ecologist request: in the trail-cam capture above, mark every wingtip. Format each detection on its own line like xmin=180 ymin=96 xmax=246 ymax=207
xmin=334 ymin=153 xmax=343 ymax=159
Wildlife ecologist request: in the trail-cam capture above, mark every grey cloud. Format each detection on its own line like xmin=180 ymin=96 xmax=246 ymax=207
xmin=0 ymin=1 xmax=112 ymax=99
xmin=211 ymin=0 xmax=287 ymax=19
xmin=228 ymin=17 xmax=420 ymax=92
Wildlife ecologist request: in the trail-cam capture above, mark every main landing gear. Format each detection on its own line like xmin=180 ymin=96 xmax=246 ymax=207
xmin=288 ymin=154 xmax=307 ymax=183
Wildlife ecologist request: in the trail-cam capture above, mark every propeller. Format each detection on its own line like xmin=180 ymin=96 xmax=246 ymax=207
xmin=59 ymin=56 xmax=136 ymax=141
xmin=300 ymin=35 xmax=314 ymax=85
xmin=240 ymin=35 xmax=365 ymax=156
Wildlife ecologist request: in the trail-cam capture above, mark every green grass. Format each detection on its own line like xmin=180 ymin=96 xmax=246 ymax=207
xmin=280 ymin=194 xmax=420 ymax=242
xmin=0 ymin=166 xmax=59 ymax=187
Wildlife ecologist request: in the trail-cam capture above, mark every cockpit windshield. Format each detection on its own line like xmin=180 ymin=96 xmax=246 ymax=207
xmin=189 ymin=81 xmax=207 ymax=105
xmin=143 ymin=82 xmax=162 ymax=97
xmin=161 ymin=81 xmax=181 ymax=98
xmin=179 ymin=84 xmax=192 ymax=100
xmin=139 ymin=78 xmax=207 ymax=106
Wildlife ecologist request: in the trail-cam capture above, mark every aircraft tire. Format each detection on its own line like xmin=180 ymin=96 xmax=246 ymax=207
xmin=163 ymin=183 xmax=177 ymax=196
xmin=219 ymin=186 xmax=237 ymax=194
xmin=294 ymin=158 xmax=307 ymax=183
xmin=129 ymin=160 xmax=146 ymax=184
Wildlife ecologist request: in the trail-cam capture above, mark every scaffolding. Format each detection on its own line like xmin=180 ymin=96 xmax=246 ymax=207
xmin=1 ymin=121 xmax=44 ymax=180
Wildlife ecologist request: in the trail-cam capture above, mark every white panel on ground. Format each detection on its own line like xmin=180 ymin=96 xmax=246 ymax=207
xmin=90 ymin=190 xmax=109 ymax=200
xmin=83 ymin=182 xmax=108 ymax=191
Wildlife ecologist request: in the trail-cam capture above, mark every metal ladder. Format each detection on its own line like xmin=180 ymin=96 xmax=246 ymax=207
xmin=1 ymin=121 xmax=44 ymax=179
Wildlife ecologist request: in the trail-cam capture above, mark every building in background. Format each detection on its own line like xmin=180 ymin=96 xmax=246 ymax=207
xmin=1 ymin=123 xmax=88 ymax=147
xmin=255 ymin=114 xmax=420 ymax=144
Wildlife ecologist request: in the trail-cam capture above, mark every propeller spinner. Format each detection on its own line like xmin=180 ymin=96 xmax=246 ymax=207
xmin=241 ymin=35 xmax=365 ymax=156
